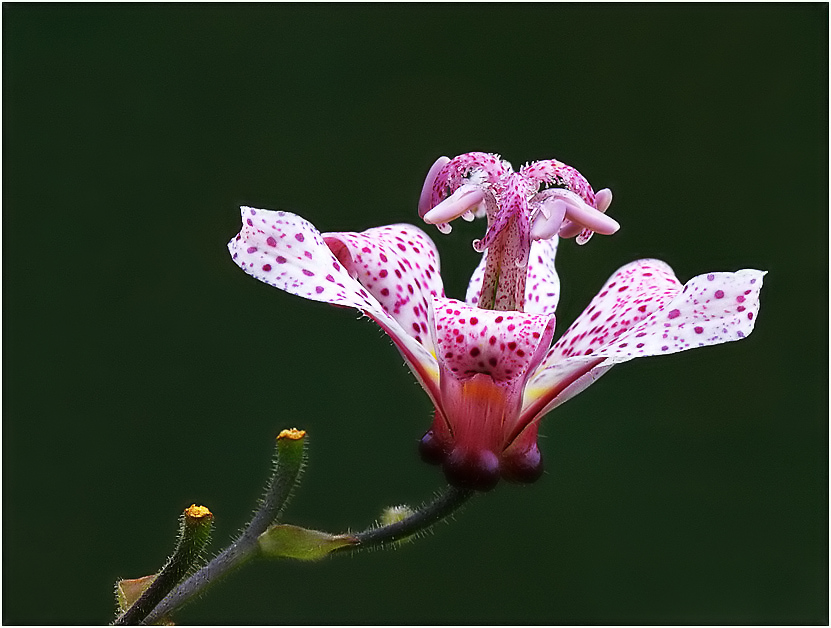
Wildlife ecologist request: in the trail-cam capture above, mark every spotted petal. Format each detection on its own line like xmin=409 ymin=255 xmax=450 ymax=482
xmin=431 ymin=297 xmax=555 ymax=385
xmin=322 ymin=224 xmax=445 ymax=356
xmin=228 ymin=207 xmax=441 ymax=402
xmin=521 ymin=260 xmax=766 ymax=422
xmin=466 ymin=237 xmax=561 ymax=316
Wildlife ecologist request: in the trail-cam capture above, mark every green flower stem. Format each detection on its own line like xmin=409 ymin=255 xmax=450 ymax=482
xmin=141 ymin=429 xmax=306 ymax=625
xmin=139 ymin=430 xmax=473 ymax=625
xmin=142 ymin=484 xmax=473 ymax=624
xmin=114 ymin=505 xmax=213 ymax=626
xmin=342 ymin=485 xmax=474 ymax=551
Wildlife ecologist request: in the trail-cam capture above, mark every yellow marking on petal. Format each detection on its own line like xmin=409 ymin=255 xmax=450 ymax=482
xmin=277 ymin=428 xmax=306 ymax=441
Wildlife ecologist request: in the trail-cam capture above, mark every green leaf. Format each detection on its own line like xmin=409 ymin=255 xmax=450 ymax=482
xmin=258 ymin=524 xmax=357 ymax=560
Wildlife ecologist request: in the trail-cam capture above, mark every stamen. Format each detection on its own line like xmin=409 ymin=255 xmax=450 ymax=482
xmin=595 ymin=188 xmax=613 ymax=213
xmin=423 ymin=185 xmax=486 ymax=225
xmin=530 ymin=198 xmax=568 ymax=241
xmin=543 ymin=189 xmax=619 ymax=235
xmin=558 ymin=220 xmax=582 ymax=239
xmin=418 ymin=156 xmax=451 ymax=218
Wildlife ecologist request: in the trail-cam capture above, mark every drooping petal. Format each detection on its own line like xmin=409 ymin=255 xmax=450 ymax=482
xmin=466 ymin=238 xmax=561 ymax=316
xmin=228 ymin=207 xmax=440 ymax=402
xmin=322 ymin=224 xmax=445 ymax=355
xmin=521 ymin=260 xmax=766 ymax=423
xmin=547 ymin=259 xmax=683 ymax=361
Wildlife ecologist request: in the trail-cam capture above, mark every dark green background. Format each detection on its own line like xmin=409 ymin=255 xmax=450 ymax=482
xmin=4 ymin=4 xmax=827 ymax=625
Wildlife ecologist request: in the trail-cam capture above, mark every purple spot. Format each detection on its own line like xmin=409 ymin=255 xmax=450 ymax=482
xmin=266 ymin=237 xmax=278 ymax=247
xmin=668 ymin=309 xmax=680 ymax=319
xmin=295 ymin=233 xmax=305 ymax=242
xmin=714 ymin=290 xmax=725 ymax=299
xmin=247 ymin=246 xmax=258 ymax=254
xmin=303 ymin=269 xmax=314 ymax=276
xmin=262 ymin=264 xmax=272 ymax=272
xmin=707 ymin=274 xmax=714 ymax=281
xmin=276 ymin=256 xmax=287 ymax=264
xmin=694 ymin=326 xmax=704 ymax=334
xmin=315 ymin=286 xmax=324 ymax=294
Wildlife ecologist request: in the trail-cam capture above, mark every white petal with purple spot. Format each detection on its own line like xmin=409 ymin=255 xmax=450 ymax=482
xmin=323 ymin=224 xmax=444 ymax=355
xmin=228 ymin=207 xmax=441 ymax=402
xmin=521 ymin=261 xmax=765 ymax=423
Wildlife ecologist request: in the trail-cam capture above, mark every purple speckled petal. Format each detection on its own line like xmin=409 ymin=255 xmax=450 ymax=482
xmin=323 ymin=223 xmax=445 ymax=355
xmin=431 ymin=297 xmax=555 ymax=384
xmin=466 ymin=238 xmax=561 ymax=316
xmin=548 ymin=259 xmax=682 ymax=361
xmin=228 ymin=206 xmax=441 ymax=403
xmin=520 ymin=260 xmax=766 ymax=423
xmin=522 ymin=238 xmax=562 ymax=317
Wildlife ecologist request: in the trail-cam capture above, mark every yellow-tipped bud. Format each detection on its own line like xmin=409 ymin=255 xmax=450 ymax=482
xmin=277 ymin=428 xmax=306 ymax=441
xmin=184 ymin=504 xmax=212 ymax=520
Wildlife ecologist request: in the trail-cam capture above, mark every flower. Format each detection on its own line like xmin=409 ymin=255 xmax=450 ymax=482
xmin=228 ymin=154 xmax=764 ymax=491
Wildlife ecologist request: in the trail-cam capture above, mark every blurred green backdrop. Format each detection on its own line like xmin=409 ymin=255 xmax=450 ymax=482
xmin=4 ymin=4 xmax=827 ymax=625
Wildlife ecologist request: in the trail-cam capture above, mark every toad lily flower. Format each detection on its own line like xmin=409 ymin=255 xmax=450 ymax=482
xmin=228 ymin=154 xmax=764 ymax=491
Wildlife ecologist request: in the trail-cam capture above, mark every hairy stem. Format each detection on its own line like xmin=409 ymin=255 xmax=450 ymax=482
xmin=140 ymin=431 xmax=305 ymax=625
xmin=141 ymin=485 xmax=473 ymax=624
xmin=343 ymin=485 xmax=474 ymax=551
xmin=115 ymin=506 xmax=213 ymax=626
